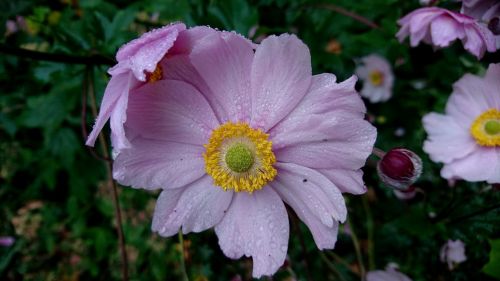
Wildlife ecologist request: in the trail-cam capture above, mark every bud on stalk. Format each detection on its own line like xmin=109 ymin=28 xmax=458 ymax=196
xmin=376 ymin=148 xmax=423 ymax=190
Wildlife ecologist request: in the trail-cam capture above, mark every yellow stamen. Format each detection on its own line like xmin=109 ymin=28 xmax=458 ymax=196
xmin=369 ymin=70 xmax=384 ymax=86
xmin=470 ymin=108 xmax=500 ymax=146
xmin=146 ymin=65 xmax=163 ymax=83
xmin=204 ymin=122 xmax=277 ymax=193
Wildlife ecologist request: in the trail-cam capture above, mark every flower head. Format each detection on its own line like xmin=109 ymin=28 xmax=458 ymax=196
xmin=367 ymin=264 xmax=412 ymax=281
xmin=396 ymin=7 xmax=496 ymax=58
xmin=85 ymin=22 xmax=211 ymax=151
xmin=440 ymin=239 xmax=467 ymax=270
xmin=107 ymin=25 xmax=376 ymax=277
xmin=461 ymin=0 xmax=500 ymax=48
xmin=355 ymin=54 xmax=394 ymax=103
xmin=377 ymin=148 xmax=423 ymax=190
xmin=423 ymin=63 xmax=500 ymax=184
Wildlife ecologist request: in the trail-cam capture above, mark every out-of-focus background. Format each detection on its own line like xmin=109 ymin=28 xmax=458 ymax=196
xmin=1 ymin=0 xmax=499 ymax=280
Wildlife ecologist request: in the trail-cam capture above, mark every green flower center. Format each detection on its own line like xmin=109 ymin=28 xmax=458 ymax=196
xmin=485 ymin=120 xmax=500 ymax=135
xmin=225 ymin=143 xmax=254 ymax=173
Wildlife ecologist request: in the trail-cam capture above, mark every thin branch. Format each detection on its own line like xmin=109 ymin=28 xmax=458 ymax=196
xmin=178 ymin=231 xmax=189 ymax=281
xmin=347 ymin=216 xmax=366 ymax=281
xmin=0 ymin=43 xmax=115 ymax=65
xmin=448 ymin=203 xmax=500 ymax=225
xmin=87 ymin=67 xmax=129 ymax=281
xmin=311 ymin=4 xmax=379 ymax=29
xmin=362 ymin=196 xmax=375 ymax=271
xmin=318 ymin=251 xmax=348 ymax=281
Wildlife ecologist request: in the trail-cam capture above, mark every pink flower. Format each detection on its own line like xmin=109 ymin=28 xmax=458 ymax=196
xmin=109 ymin=26 xmax=376 ymax=277
xmin=440 ymin=239 xmax=467 ymax=270
xmin=367 ymin=264 xmax=412 ymax=281
xmin=0 ymin=236 xmax=15 ymax=247
xmin=461 ymin=0 xmax=500 ymax=48
xmin=396 ymin=7 xmax=496 ymax=58
xmin=355 ymin=54 xmax=394 ymax=103
xmin=86 ymin=23 xmax=216 ymax=150
xmin=423 ymin=63 xmax=500 ymax=184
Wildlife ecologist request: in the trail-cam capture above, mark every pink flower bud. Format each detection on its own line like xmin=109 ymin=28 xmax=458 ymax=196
xmin=377 ymin=148 xmax=422 ymax=190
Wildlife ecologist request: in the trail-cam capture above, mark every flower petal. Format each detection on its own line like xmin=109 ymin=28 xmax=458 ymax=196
xmin=86 ymin=72 xmax=133 ymax=147
xmin=270 ymin=74 xmax=366 ymax=149
xmin=430 ymin=15 xmax=463 ymax=47
xmin=152 ymin=176 xmax=233 ymax=236
xmin=113 ymin=138 xmax=205 ymax=190
xmin=250 ymin=34 xmax=312 ymax=131
xmin=441 ymin=147 xmax=500 ymax=183
xmin=151 ymin=188 xmax=185 ymax=237
xmin=113 ymin=23 xmax=186 ymax=81
xmin=274 ymin=162 xmax=347 ymax=223
xmin=189 ymin=31 xmax=254 ymax=123
xmin=318 ymin=168 xmax=367 ymax=195
xmin=215 ymin=188 xmax=289 ymax=278
xmin=126 ymin=79 xmax=219 ymax=145
xmin=423 ymin=113 xmax=477 ymax=163
xmin=274 ymin=117 xmax=376 ymax=170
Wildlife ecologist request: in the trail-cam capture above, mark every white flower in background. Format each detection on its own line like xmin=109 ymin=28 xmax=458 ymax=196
xmin=367 ymin=263 xmax=412 ymax=281
xmin=355 ymin=54 xmax=394 ymax=103
xmin=440 ymin=239 xmax=467 ymax=270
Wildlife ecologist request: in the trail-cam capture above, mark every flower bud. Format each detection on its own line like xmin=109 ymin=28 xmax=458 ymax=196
xmin=377 ymin=148 xmax=422 ymax=190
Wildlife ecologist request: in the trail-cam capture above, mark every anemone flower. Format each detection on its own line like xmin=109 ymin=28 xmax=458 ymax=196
xmin=396 ymin=7 xmax=496 ymax=59
xmin=94 ymin=25 xmax=376 ymax=277
xmin=355 ymin=54 xmax=394 ymax=103
xmin=423 ymin=63 xmax=500 ymax=184
xmin=440 ymin=239 xmax=467 ymax=270
xmin=367 ymin=264 xmax=412 ymax=281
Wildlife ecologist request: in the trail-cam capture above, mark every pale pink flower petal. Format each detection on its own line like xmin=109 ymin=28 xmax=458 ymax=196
xmin=250 ymin=34 xmax=312 ymax=131
xmin=318 ymin=169 xmax=367 ymax=195
xmin=271 ymin=170 xmax=340 ymax=249
xmin=441 ymin=147 xmax=500 ymax=183
xmin=112 ymin=23 xmax=186 ymax=80
xmin=274 ymin=162 xmax=347 ymax=225
xmin=86 ymin=72 xmax=135 ymax=148
xmin=367 ymin=264 xmax=412 ymax=281
xmin=125 ymin=80 xmax=219 ymax=145
xmin=423 ymin=113 xmax=477 ymax=163
xmin=189 ymin=31 xmax=254 ymax=123
xmin=152 ymin=176 xmax=233 ymax=236
xmin=113 ymin=138 xmax=205 ymax=190
xmin=274 ymin=117 xmax=376 ymax=170
xmin=271 ymin=74 xmax=366 ymax=149
xmin=215 ymin=188 xmax=289 ymax=278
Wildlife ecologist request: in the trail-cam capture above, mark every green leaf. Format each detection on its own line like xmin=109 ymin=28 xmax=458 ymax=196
xmin=483 ymin=239 xmax=500 ymax=279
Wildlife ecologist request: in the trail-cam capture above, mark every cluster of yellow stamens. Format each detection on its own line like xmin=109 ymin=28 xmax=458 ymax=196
xmin=369 ymin=70 xmax=384 ymax=86
xmin=146 ymin=65 xmax=163 ymax=83
xmin=470 ymin=108 xmax=500 ymax=146
xmin=204 ymin=122 xmax=277 ymax=193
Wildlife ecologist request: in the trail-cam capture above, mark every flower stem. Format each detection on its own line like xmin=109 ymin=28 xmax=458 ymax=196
xmin=347 ymin=216 xmax=366 ymax=281
xmin=318 ymin=251 xmax=348 ymax=281
xmin=362 ymin=195 xmax=375 ymax=270
xmin=87 ymin=66 xmax=129 ymax=281
xmin=371 ymin=147 xmax=386 ymax=159
xmin=178 ymin=231 xmax=189 ymax=281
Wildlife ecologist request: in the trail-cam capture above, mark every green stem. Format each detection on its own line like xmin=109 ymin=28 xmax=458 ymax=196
xmin=318 ymin=251 xmax=348 ymax=281
xmin=178 ymin=231 xmax=189 ymax=281
xmin=347 ymin=216 xmax=366 ymax=281
xmin=362 ymin=196 xmax=375 ymax=270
